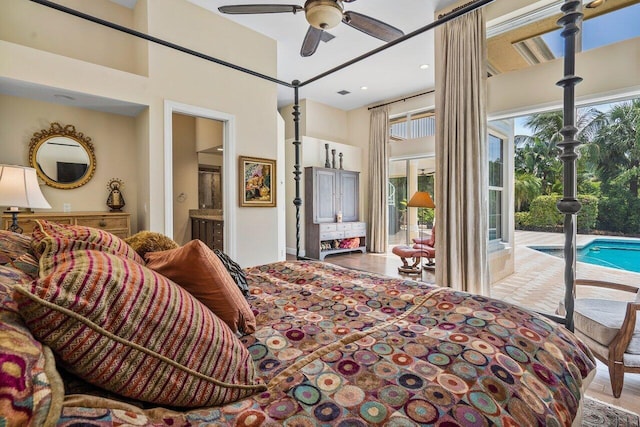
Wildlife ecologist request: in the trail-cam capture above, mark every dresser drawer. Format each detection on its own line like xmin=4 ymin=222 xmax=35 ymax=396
xmin=2 ymin=212 xmax=131 ymax=238
xmin=8 ymin=216 xmax=73 ymax=234
xmin=319 ymin=223 xmax=338 ymax=232
xmin=320 ymin=231 xmax=344 ymax=240
xmin=76 ymin=216 xmax=129 ymax=230
xmin=351 ymin=222 xmax=366 ymax=231
xmin=344 ymin=230 xmax=365 ymax=238
xmin=336 ymin=223 xmax=351 ymax=231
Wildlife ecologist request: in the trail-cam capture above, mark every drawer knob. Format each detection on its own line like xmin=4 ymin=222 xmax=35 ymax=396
xmin=99 ymin=220 xmax=107 ymax=227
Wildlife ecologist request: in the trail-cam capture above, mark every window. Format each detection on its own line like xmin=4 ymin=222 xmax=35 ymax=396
xmin=489 ymin=134 xmax=505 ymax=241
xmin=487 ymin=0 xmax=639 ymax=75
xmin=390 ymin=110 xmax=435 ymax=141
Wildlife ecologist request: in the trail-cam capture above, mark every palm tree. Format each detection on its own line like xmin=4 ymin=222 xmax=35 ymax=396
xmin=514 ymin=172 xmax=542 ymax=211
xmin=515 ymin=108 xmax=603 ymax=194
xmin=590 ymin=99 xmax=640 ymax=198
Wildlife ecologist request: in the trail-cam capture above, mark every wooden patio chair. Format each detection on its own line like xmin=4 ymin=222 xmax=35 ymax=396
xmin=570 ymin=279 xmax=640 ymax=398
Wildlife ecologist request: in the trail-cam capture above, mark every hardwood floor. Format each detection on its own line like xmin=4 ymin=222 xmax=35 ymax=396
xmin=288 ymin=237 xmax=640 ymax=415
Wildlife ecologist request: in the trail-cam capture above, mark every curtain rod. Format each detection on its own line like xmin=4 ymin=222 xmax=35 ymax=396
xmin=438 ymin=0 xmax=483 ymax=19
xmin=28 ymin=0 xmax=293 ymax=88
xmin=368 ymin=89 xmax=435 ymax=111
xmin=300 ymin=0 xmax=494 ymax=88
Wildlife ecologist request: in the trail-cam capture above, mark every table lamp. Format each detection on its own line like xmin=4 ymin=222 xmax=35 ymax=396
xmin=0 ymin=165 xmax=52 ymax=233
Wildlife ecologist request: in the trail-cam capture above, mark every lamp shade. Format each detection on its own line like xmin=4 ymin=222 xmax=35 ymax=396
xmin=0 ymin=165 xmax=51 ymax=209
xmin=407 ymin=191 xmax=435 ymax=208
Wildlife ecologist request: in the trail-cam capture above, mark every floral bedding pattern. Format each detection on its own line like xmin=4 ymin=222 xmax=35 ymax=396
xmin=55 ymin=260 xmax=596 ymax=426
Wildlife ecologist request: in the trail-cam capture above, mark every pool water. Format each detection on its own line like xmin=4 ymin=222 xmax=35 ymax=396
xmin=532 ymin=239 xmax=640 ymax=273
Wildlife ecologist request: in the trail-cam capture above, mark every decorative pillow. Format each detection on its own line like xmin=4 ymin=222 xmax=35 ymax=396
xmin=14 ymin=240 xmax=265 ymax=407
xmin=0 ymin=265 xmax=63 ymax=427
xmin=145 ymin=240 xmax=256 ymax=334
xmin=30 ymin=220 xmax=144 ymax=265
xmin=0 ymin=230 xmax=34 ymax=261
xmin=213 ymin=248 xmax=249 ymax=297
xmin=124 ymin=231 xmax=180 ymax=259
xmin=12 ymin=252 xmax=40 ymax=278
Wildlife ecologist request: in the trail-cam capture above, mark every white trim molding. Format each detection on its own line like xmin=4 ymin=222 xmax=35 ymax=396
xmin=163 ymin=100 xmax=238 ymax=259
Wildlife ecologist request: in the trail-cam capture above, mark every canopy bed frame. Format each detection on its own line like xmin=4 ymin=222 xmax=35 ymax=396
xmin=30 ymin=0 xmax=584 ymax=330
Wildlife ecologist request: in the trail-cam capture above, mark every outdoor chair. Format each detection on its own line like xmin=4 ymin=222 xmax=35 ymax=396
xmin=569 ymin=279 xmax=640 ymax=398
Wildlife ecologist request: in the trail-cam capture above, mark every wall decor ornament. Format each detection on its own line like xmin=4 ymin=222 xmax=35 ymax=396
xmin=339 ymin=152 xmax=343 ymax=170
xmin=324 ymin=144 xmax=331 ymax=168
xmin=331 ymin=149 xmax=336 ymax=169
xmin=106 ymin=178 xmax=125 ymax=212
xmin=239 ymin=156 xmax=276 ymax=207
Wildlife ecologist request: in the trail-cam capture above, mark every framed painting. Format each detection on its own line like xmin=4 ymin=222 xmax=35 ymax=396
xmin=239 ymin=156 xmax=276 ymax=207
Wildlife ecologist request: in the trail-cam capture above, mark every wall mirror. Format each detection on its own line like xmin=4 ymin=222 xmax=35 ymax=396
xmin=29 ymin=122 xmax=96 ymax=189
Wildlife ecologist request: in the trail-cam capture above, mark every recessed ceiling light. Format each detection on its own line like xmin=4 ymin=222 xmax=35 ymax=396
xmin=585 ymin=0 xmax=605 ymax=8
xmin=360 ymin=86 xmax=368 ymax=90
xmin=54 ymin=94 xmax=75 ymax=101
xmin=419 ymin=64 xmax=430 ymax=70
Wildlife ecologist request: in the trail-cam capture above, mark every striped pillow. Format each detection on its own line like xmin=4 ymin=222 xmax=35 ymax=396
xmin=30 ymin=219 xmax=143 ymax=264
xmin=15 ymin=239 xmax=265 ymax=407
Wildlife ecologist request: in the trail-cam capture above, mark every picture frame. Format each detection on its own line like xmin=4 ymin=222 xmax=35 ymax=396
xmin=239 ymin=156 xmax=276 ymax=207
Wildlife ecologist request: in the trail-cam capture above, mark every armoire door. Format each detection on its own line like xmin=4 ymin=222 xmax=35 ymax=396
xmin=314 ymin=168 xmax=337 ymax=222
xmin=339 ymin=171 xmax=359 ymax=222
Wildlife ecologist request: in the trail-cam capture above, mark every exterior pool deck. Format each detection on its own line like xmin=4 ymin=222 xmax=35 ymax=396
xmin=491 ymin=230 xmax=640 ymax=315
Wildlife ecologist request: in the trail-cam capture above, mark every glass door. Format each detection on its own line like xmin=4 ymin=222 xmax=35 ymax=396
xmin=388 ymin=157 xmax=435 ymax=249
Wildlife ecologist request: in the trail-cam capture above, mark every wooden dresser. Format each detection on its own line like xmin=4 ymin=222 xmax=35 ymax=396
xmin=2 ymin=211 xmax=132 ymax=238
xmin=190 ymin=215 xmax=223 ymax=251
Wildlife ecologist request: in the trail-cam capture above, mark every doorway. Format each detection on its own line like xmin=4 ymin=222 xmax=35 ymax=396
xmin=388 ymin=157 xmax=435 ymax=247
xmin=163 ymin=100 xmax=237 ymax=258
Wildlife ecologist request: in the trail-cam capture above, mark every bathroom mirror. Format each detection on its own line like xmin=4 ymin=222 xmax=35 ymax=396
xmin=29 ymin=122 xmax=96 ymax=189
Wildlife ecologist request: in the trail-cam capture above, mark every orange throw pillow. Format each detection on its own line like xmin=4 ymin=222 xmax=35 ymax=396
xmin=145 ymin=240 xmax=256 ymax=335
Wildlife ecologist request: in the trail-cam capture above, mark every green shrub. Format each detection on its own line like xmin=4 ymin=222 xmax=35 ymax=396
xmin=529 ymin=195 xmax=562 ymax=228
xmin=527 ymin=194 xmax=599 ymax=232
xmin=514 ymin=212 xmax=532 ymax=228
xmin=577 ymin=195 xmax=598 ymax=232
xmin=598 ymin=196 xmax=640 ymax=234
xmin=418 ymin=208 xmax=435 ymax=226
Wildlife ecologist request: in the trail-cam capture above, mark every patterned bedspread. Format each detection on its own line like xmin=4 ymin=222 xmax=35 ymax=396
xmin=59 ymin=261 xmax=596 ymax=426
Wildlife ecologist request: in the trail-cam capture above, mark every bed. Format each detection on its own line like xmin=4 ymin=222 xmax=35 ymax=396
xmin=1 ymin=227 xmax=596 ymax=426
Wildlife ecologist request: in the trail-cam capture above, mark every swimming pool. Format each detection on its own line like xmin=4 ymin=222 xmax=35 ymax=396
xmin=531 ymin=238 xmax=640 ymax=273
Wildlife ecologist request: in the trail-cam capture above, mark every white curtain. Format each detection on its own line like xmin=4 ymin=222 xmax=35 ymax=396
xmin=435 ymin=8 xmax=490 ymax=295
xmin=367 ymin=105 xmax=390 ymax=253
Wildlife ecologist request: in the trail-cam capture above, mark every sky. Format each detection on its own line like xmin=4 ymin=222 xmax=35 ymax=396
xmin=542 ymin=3 xmax=640 ymax=58
xmin=514 ymin=3 xmax=640 ymax=137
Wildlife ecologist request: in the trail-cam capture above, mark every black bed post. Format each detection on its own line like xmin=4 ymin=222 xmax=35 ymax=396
xmin=292 ymin=80 xmax=303 ymax=259
xmin=556 ymin=0 xmax=583 ymax=332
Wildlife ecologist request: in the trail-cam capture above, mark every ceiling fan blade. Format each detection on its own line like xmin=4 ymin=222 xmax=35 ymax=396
xmin=218 ymin=4 xmax=303 ymax=15
xmin=300 ymin=26 xmax=323 ymax=57
xmin=342 ymin=11 xmax=404 ymax=42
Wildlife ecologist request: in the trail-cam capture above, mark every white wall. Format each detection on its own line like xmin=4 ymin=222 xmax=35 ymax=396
xmin=0 ymin=0 xmax=280 ymax=267
xmin=172 ymin=114 xmax=198 ymax=245
xmin=0 ymin=94 xmax=141 ymax=232
xmin=284 ymin=136 xmax=362 ymax=256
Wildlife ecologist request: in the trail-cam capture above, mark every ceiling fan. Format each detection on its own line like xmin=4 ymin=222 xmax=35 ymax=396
xmin=218 ymin=0 xmax=405 ymax=57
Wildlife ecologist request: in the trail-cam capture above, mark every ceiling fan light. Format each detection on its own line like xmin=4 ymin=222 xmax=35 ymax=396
xmin=305 ymin=0 xmax=343 ymax=30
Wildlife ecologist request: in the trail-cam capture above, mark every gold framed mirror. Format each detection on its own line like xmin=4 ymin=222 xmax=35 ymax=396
xmin=29 ymin=122 xmax=96 ymax=189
